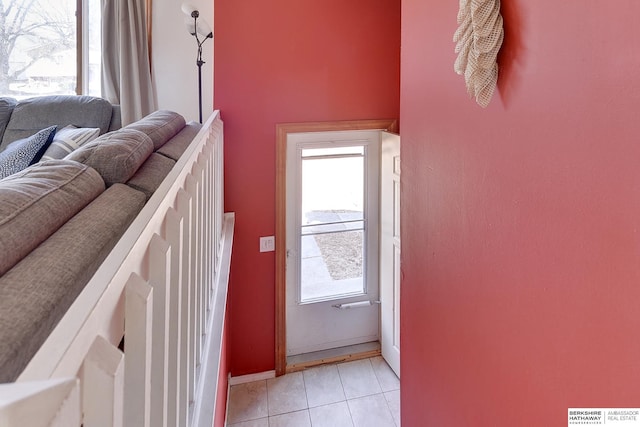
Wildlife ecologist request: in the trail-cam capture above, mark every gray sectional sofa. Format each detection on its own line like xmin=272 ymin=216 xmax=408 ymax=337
xmin=0 ymin=95 xmax=121 ymax=150
xmin=0 ymin=95 xmax=202 ymax=382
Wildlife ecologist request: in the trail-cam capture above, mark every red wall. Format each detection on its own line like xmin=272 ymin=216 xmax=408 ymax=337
xmin=215 ymin=0 xmax=400 ymax=376
xmin=401 ymin=1 xmax=640 ymax=425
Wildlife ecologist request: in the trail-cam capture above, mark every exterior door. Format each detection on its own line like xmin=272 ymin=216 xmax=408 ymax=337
xmin=380 ymin=131 xmax=400 ymax=376
xmin=286 ymin=130 xmax=380 ymax=356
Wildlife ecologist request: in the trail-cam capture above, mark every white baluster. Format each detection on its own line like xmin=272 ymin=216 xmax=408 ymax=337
xmin=176 ymin=188 xmax=193 ymax=427
xmin=164 ymin=207 xmax=184 ymax=427
xmin=185 ymin=174 xmax=200 ymax=404
xmin=123 ymin=274 xmax=153 ymax=427
xmin=149 ymin=234 xmax=171 ymax=427
xmin=82 ymin=335 xmax=124 ymax=427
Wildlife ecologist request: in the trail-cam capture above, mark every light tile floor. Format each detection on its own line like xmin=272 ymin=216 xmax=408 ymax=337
xmin=226 ymin=356 xmax=400 ymax=427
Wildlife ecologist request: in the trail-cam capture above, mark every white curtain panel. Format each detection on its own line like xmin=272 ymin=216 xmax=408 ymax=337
xmin=102 ymin=0 xmax=157 ymax=125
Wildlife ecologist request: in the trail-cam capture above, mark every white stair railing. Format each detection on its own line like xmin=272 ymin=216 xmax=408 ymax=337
xmin=0 ymin=111 xmax=233 ymax=427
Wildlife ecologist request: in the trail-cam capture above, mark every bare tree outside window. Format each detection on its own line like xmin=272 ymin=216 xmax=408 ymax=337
xmin=0 ymin=0 xmax=76 ymax=96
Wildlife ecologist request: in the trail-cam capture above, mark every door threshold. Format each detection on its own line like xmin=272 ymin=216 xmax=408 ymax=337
xmin=286 ymin=341 xmax=381 ymax=373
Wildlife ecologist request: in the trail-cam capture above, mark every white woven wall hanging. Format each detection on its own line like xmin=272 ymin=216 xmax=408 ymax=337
xmin=454 ymin=0 xmax=504 ymax=107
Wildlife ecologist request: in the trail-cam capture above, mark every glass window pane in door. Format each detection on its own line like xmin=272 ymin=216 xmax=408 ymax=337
xmin=299 ymin=147 xmax=366 ymax=302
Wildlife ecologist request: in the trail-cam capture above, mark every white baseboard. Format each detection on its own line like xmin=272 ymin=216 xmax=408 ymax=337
xmin=229 ymin=370 xmax=276 ymax=386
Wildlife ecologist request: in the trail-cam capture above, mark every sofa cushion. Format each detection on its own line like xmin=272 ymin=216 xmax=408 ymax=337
xmin=127 ymin=152 xmax=176 ymax=200
xmin=156 ymin=121 xmax=202 ymax=161
xmin=0 ymin=159 xmax=105 ymax=276
xmin=0 ymin=183 xmax=146 ymax=382
xmin=67 ymin=128 xmax=154 ymax=186
xmin=0 ymin=126 xmax=57 ymax=179
xmin=40 ymin=125 xmax=101 ymax=161
xmin=125 ymin=110 xmax=186 ymax=151
xmin=0 ymin=95 xmax=113 ymax=149
xmin=0 ymin=98 xmax=17 ymax=146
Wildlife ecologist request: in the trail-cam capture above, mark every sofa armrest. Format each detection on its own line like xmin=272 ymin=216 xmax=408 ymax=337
xmin=109 ymin=105 xmax=122 ymax=131
xmin=0 ymin=98 xmax=17 ymax=149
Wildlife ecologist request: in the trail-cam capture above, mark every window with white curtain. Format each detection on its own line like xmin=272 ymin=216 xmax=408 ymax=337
xmin=0 ymin=0 xmax=101 ymax=98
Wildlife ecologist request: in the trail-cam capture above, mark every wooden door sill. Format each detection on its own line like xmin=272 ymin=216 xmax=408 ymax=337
xmin=285 ymin=341 xmax=381 ymax=373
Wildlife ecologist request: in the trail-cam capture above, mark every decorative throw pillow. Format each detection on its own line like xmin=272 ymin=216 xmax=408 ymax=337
xmin=0 ymin=126 xmax=56 ymax=179
xmin=40 ymin=125 xmax=101 ymax=161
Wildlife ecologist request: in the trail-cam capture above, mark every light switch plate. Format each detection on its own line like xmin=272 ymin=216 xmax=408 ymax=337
xmin=260 ymin=236 xmax=275 ymax=252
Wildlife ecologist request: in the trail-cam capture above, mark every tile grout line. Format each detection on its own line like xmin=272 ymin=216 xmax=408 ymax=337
xmin=300 ymin=369 xmax=312 ymax=425
xmin=336 ymin=359 xmax=357 ymax=427
xmin=372 ymin=356 xmax=401 ymax=427
xmin=362 ymin=358 xmax=383 ymax=398
xmin=265 ymin=378 xmax=271 ymax=421
xmin=371 ymin=357 xmax=383 ymax=390
xmin=372 ymin=357 xmax=401 ymax=427
xmin=266 ymin=372 xmax=313 ymax=423
xmin=382 ymin=390 xmax=399 ymax=427
xmin=352 ymin=358 xmax=397 ymax=427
